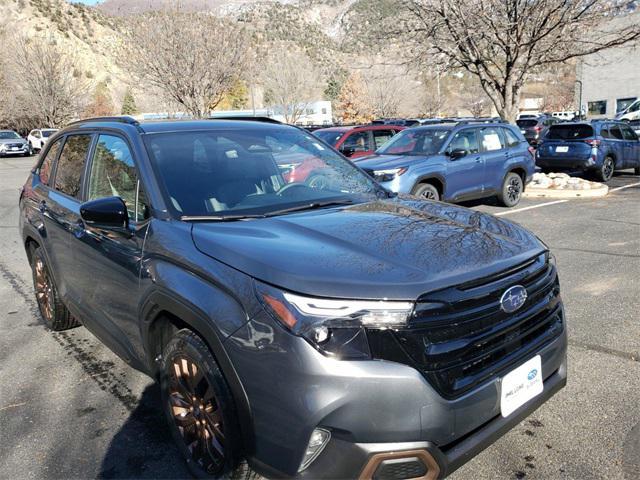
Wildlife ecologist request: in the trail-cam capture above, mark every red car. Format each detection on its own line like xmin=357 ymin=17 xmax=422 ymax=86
xmin=313 ymin=125 xmax=405 ymax=159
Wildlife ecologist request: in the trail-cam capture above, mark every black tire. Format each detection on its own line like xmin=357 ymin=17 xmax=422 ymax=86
xmin=31 ymin=246 xmax=79 ymax=330
xmin=634 ymin=167 xmax=640 ymax=176
xmin=28 ymin=142 xmax=34 ymax=156
xmin=160 ymin=329 xmax=257 ymax=479
xmin=411 ymin=182 xmax=440 ymax=201
xmin=498 ymin=172 xmax=524 ymax=207
xmin=596 ymin=156 xmax=615 ymax=182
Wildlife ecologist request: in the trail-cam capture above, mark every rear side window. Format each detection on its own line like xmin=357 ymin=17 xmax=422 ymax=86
xmin=546 ymin=125 xmax=594 ymax=140
xmin=38 ymin=138 xmax=62 ymax=186
xmin=608 ymin=126 xmax=624 ymax=140
xmin=373 ymin=130 xmax=396 ymax=149
xmin=621 ymin=125 xmax=638 ymax=141
xmin=502 ymin=128 xmax=521 ymax=148
xmin=479 ymin=127 xmax=505 ymax=151
xmin=54 ymin=135 xmax=92 ymax=198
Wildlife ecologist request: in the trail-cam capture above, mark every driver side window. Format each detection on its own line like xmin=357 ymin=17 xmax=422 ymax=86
xmin=448 ymin=129 xmax=479 ymax=154
xmin=87 ymin=135 xmax=148 ymax=222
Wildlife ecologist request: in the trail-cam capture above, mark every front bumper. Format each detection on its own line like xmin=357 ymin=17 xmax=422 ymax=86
xmin=0 ymin=146 xmax=29 ymax=156
xmin=224 ymin=310 xmax=568 ymax=479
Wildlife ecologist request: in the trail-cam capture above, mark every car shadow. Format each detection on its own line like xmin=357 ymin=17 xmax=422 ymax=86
xmin=98 ymin=383 xmax=190 ymax=479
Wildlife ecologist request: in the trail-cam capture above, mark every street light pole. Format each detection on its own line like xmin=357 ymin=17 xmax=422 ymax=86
xmin=575 ymin=79 xmax=583 ymax=119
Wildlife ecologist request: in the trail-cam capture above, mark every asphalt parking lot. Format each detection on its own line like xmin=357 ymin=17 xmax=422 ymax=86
xmin=1 ymin=155 xmax=639 ymax=480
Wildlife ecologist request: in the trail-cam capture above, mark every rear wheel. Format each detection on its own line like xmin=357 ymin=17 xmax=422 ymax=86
xmin=634 ymin=167 xmax=640 ymax=176
xmin=596 ymin=156 xmax=615 ymax=182
xmin=160 ymin=329 xmax=257 ymax=479
xmin=498 ymin=172 xmax=523 ymax=207
xmin=30 ymin=246 xmax=79 ymax=330
xmin=411 ymin=182 xmax=440 ymax=201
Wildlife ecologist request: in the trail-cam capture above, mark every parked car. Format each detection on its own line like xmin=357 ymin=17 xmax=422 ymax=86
xmin=536 ymin=120 xmax=640 ymax=181
xmin=0 ymin=130 xmax=30 ymax=157
xmin=313 ymin=124 xmax=404 ymax=158
xmin=615 ymin=98 xmax=640 ymax=122
xmin=356 ymin=121 xmax=535 ymax=206
xmin=20 ymin=116 xmax=566 ymax=480
xmin=551 ymin=111 xmax=578 ymax=122
xmin=27 ymin=128 xmax=58 ymax=153
xmin=516 ymin=115 xmax=559 ymax=146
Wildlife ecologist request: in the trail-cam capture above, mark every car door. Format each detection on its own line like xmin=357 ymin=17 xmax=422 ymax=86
xmin=71 ymin=133 xmax=150 ymax=360
xmin=607 ymin=125 xmax=627 ymax=168
xmin=44 ymin=133 xmax=93 ymax=302
xmin=444 ymin=128 xmax=484 ymax=199
xmin=478 ymin=126 xmax=508 ymax=193
xmin=620 ymin=124 xmax=640 ymax=168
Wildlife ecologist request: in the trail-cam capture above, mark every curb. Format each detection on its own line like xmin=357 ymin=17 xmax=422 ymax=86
xmin=524 ymin=184 xmax=609 ymax=198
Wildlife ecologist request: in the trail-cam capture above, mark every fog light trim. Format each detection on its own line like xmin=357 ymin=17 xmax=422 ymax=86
xmin=298 ymin=428 xmax=331 ymax=472
xmin=359 ymin=449 xmax=440 ymax=480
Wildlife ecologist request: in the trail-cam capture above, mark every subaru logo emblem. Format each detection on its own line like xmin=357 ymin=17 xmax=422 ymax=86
xmin=500 ymin=285 xmax=527 ymax=313
xmin=527 ymin=369 xmax=538 ymax=381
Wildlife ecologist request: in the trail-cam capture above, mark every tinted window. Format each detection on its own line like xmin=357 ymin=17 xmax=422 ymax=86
xmin=620 ymin=125 xmax=638 ymax=141
xmin=516 ymin=119 xmax=537 ymax=128
xmin=601 ymin=126 xmax=612 ymax=139
xmin=54 ymin=135 xmax=92 ymax=198
xmin=448 ymin=129 xmax=479 ymax=154
xmin=88 ymin=135 xmax=148 ymax=222
xmin=588 ymin=101 xmax=607 ymax=116
xmin=377 ymin=128 xmax=450 ymax=155
xmin=546 ymin=124 xmax=594 ymax=140
xmin=144 ymin=127 xmax=380 ymax=217
xmin=479 ymin=127 xmax=505 ymax=151
xmin=342 ymin=131 xmax=371 ymax=153
xmin=313 ymin=130 xmax=344 ymax=146
xmin=38 ymin=138 xmax=63 ymax=186
xmin=503 ymin=128 xmax=521 ymax=148
xmin=609 ymin=126 xmax=624 ymax=140
xmin=373 ymin=130 xmax=396 ymax=149
xmin=42 ymin=130 xmax=56 ymax=138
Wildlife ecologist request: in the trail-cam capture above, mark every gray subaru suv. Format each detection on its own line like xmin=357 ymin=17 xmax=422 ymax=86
xmin=20 ymin=117 xmax=567 ymax=479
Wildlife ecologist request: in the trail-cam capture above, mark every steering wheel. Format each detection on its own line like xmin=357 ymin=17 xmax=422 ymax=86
xmin=276 ymin=182 xmax=309 ymax=196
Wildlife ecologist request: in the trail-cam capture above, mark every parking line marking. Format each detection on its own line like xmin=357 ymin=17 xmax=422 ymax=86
xmin=495 ymin=200 xmax=568 ymax=216
xmin=609 ymin=182 xmax=640 ymax=193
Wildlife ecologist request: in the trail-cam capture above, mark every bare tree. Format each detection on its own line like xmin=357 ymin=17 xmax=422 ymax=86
xmin=261 ymin=49 xmax=321 ymax=124
xmin=8 ymin=35 xmax=88 ymax=128
xmin=389 ymin=0 xmax=640 ymax=123
xmin=366 ymin=71 xmax=407 ymax=119
xmin=122 ymin=11 xmax=249 ymax=118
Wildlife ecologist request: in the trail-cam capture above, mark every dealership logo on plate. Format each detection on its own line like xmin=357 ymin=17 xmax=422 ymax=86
xmin=527 ymin=369 xmax=538 ymax=381
xmin=500 ymin=285 xmax=528 ymax=313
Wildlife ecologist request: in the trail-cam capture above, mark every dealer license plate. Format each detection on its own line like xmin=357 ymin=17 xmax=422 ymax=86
xmin=500 ymin=355 xmax=543 ymax=417
xmin=555 ymin=146 xmax=569 ymax=153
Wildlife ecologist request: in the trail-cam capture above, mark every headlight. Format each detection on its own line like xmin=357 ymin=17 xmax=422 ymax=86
xmin=256 ymin=281 xmax=414 ymax=359
xmin=372 ymin=167 xmax=408 ymax=182
xmin=0 ymin=144 xmax=6 ymax=152
xmin=546 ymin=250 xmax=556 ymax=268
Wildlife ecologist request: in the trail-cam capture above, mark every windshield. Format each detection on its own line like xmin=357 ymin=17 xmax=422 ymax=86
xmin=144 ymin=126 xmax=382 ymax=218
xmin=376 ymin=128 xmax=450 ymax=155
xmin=546 ymin=124 xmax=594 ymax=140
xmin=313 ymin=130 xmax=345 ymax=146
xmin=516 ymin=119 xmax=538 ymax=128
xmin=0 ymin=131 xmax=21 ymax=139
xmin=42 ymin=130 xmax=57 ymax=138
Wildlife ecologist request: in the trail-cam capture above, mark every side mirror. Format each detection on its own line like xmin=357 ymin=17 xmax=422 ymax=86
xmin=340 ymin=145 xmax=356 ymax=157
xmin=448 ymin=148 xmax=468 ymax=159
xmin=80 ymin=196 xmax=129 ymax=232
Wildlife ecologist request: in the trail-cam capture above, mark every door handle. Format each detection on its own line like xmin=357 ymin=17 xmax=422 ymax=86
xmin=39 ymin=200 xmax=47 ymax=213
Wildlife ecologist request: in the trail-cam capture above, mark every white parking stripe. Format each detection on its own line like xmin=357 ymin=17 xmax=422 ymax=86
xmin=609 ymin=182 xmax=640 ymax=193
xmin=495 ymin=200 xmax=568 ymax=216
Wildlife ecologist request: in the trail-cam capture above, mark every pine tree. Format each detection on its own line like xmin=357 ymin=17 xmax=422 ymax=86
xmin=336 ymin=72 xmax=374 ymax=124
xmin=121 ymin=88 xmax=138 ymax=115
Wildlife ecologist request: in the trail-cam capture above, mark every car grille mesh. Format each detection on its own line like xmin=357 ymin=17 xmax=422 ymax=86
xmin=368 ymin=254 xmax=563 ymax=399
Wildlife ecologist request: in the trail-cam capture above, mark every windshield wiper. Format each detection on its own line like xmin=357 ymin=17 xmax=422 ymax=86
xmin=264 ymin=199 xmax=354 ymax=217
xmin=181 ymin=214 xmax=267 ymax=222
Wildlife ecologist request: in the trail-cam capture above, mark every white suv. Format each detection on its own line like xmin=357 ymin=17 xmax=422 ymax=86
xmin=27 ymin=129 xmax=58 ymax=153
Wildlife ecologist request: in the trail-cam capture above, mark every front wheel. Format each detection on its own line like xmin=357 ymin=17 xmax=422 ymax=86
xmin=498 ymin=172 xmax=523 ymax=207
xmin=634 ymin=167 xmax=639 ymax=176
xmin=160 ymin=329 xmax=256 ymax=479
xmin=411 ymin=183 xmax=440 ymax=201
xmin=596 ymin=156 xmax=615 ymax=182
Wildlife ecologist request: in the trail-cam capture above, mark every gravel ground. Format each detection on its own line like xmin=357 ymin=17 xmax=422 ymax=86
xmin=1 ymin=155 xmax=638 ymax=480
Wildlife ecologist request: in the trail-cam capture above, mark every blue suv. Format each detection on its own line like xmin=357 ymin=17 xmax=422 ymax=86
xmin=536 ymin=120 xmax=640 ymax=182
xmin=356 ymin=122 xmax=535 ymax=207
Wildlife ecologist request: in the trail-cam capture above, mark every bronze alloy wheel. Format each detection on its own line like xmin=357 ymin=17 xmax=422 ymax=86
xmin=34 ymin=258 xmax=54 ymax=322
xmin=168 ymin=355 xmax=226 ymax=476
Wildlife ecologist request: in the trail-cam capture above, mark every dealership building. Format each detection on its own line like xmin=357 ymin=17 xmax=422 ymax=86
xmin=576 ymin=10 xmax=640 ymax=118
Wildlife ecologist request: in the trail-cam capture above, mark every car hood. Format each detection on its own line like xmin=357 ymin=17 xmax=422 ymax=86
xmin=0 ymin=138 xmax=26 ymax=145
xmin=355 ymin=154 xmax=433 ymax=170
xmin=191 ymin=199 xmax=545 ymax=299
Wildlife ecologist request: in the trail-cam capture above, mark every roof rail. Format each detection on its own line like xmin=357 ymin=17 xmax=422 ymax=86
xmin=66 ymin=116 xmax=140 ymax=127
xmin=208 ymin=116 xmax=282 ymax=124
xmin=456 ymin=118 xmax=507 ymax=125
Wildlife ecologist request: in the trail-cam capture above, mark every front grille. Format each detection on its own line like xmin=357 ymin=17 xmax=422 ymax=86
xmin=6 ymin=143 xmax=25 ymax=149
xmin=369 ymin=253 xmax=563 ymax=399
